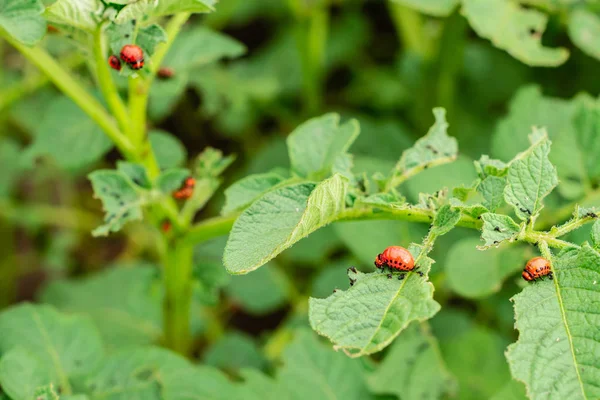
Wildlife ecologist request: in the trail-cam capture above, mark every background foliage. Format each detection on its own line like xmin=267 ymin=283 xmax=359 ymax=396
xmin=1 ymin=0 xmax=600 ymax=399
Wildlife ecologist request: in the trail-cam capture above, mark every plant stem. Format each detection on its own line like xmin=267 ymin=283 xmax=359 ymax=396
xmin=182 ymin=214 xmax=239 ymax=246
xmin=94 ymin=24 xmax=131 ymax=136
xmin=1 ymin=32 xmax=137 ymax=159
xmin=549 ymin=214 xmax=597 ymax=238
xmin=163 ymin=238 xmax=194 ymax=355
xmin=388 ymin=1 xmax=433 ymax=60
xmin=386 ymin=155 xmax=457 ymax=191
xmin=295 ymin=5 xmax=329 ymax=114
xmin=128 ymin=76 xmax=148 ymax=146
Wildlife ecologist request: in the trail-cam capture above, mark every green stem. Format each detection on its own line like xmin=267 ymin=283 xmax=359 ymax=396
xmin=182 ymin=214 xmax=239 ymax=246
xmin=0 ymin=200 xmax=98 ymax=231
xmin=296 ymin=6 xmax=329 ymax=114
xmin=128 ymin=76 xmax=147 ymax=146
xmin=388 ymin=1 xmax=433 ymax=60
xmin=386 ymin=155 xmax=457 ymax=191
xmin=163 ymin=238 xmax=194 ymax=355
xmin=1 ymin=32 xmax=137 ymax=159
xmin=94 ymin=25 xmax=131 ymax=136
xmin=549 ymin=215 xmax=596 ymax=238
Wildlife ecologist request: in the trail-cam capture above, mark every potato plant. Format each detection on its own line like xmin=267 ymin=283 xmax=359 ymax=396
xmin=1 ymin=0 xmax=600 ymax=399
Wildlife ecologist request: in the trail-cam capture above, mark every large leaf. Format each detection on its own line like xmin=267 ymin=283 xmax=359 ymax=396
xmin=221 ymin=172 xmax=287 ymax=215
xmin=0 ymin=0 xmax=46 ymax=45
xmin=25 ymin=97 xmax=113 ymax=170
xmin=367 ymin=323 xmax=456 ymax=399
xmin=462 ymin=0 xmax=569 ymax=66
xmin=287 ymin=114 xmax=359 ymax=179
xmin=506 ymin=244 xmax=600 ymax=399
xmin=504 ymin=131 xmax=558 ymax=220
xmin=0 ymin=304 xmax=103 ymax=397
xmin=309 ymin=244 xmax=440 ymax=357
xmin=278 ymin=331 xmax=374 ymax=400
xmin=85 ymin=347 xmax=236 ymax=400
xmin=446 ymin=237 xmax=525 ymax=298
xmin=115 ymin=0 xmax=216 ymax=23
xmin=390 ymin=0 xmax=459 ymax=16
xmin=224 ymin=174 xmax=348 ymax=274
xmin=45 ymin=0 xmax=103 ymax=32
xmin=40 ymin=263 xmax=162 ymax=348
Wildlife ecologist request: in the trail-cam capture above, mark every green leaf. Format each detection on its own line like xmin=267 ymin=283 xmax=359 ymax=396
xmin=237 ymin=370 xmax=290 ymax=400
xmin=224 ymin=174 xmax=348 ymax=274
xmin=367 ymin=322 xmax=456 ymax=398
xmin=492 ymin=86 xmax=587 ymax=199
xmin=490 ymin=380 xmax=527 ymax=400
xmin=115 ymin=0 xmax=215 ymax=23
xmin=33 ymin=384 xmax=61 ymax=400
xmin=478 ymin=176 xmax=506 ymax=212
xmin=194 ymin=147 xmax=235 ymax=178
xmin=446 ymin=237 xmax=525 ymax=298
xmin=222 ymin=172 xmax=287 ymax=215
xmin=0 ymin=348 xmax=52 ymax=400
xmin=117 ymin=161 xmax=151 ymax=189
xmin=568 ymin=9 xmax=600 ymax=61
xmin=390 ymin=0 xmax=459 ymax=16
xmin=40 ymin=263 xmax=162 ymax=348
xmin=506 ymin=244 xmax=600 ymax=399
xmin=107 ymin=22 xmax=167 ymax=61
xmin=278 ymin=331 xmax=374 ymax=399
xmin=89 ymin=170 xmax=145 ymax=236
xmin=203 ymin=332 xmax=267 ymax=374
xmin=0 ymin=304 xmax=103 ymax=395
xmin=430 ymin=205 xmax=460 ymax=237
xmin=26 ymin=97 xmax=112 ymax=170
xmin=309 ymin=244 xmax=440 ymax=357
xmin=0 ymin=138 xmax=23 ymax=198
xmin=155 ymin=168 xmax=189 ymax=194
xmin=390 ymin=108 xmax=458 ymax=188
xmin=475 ymin=155 xmax=508 ymax=178
xmin=431 ymin=310 xmax=511 ymax=400
xmin=225 ymin=263 xmax=291 ymax=314
xmin=45 ymin=0 xmax=103 ymax=32
xmin=480 ymin=213 xmax=522 ymax=248
xmin=164 ymin=26 xmax=246 ymax=71
xmin=0 ymin=0 xmax=46 ymax=45
xmin=504 ymin=131 xmax=558 ymax=220
xmin=461 ymin=0 xmax=569 ymax=66
xmin=149 ymin=130 xmax=187 ymax=169
xmin=287 ymin=114 xmax=359 ymax=179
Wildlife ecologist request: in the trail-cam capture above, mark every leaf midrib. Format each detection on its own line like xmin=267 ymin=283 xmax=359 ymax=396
xmin=553 ymin=264 xmax=588 ymax=399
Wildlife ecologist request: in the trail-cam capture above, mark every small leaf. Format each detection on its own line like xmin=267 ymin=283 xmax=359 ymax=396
xmin=430 ymin=205 xmax=460 ymax=237
xmin=390 ymin=0 xmax=459 ymax=17
xmin=478 ymin=175 xmax=506 ymax=212
xmin=475 ymin=155 xmax=508 ymax=178
xmin=0 ymin=304 xmax=104 ymax=394
xmin=0 ymin=0 xmax=46 ymax=45
xmin=446 ymin=237 xmax=525 ymax=298
xmin=504 ymin=131 xmax=558 ymax=220
xmin=309 ymin=244 xmax=440 ymax=357
xmin=117 ymin=161 xmax=151 ymax=189
xmin=45 ymin=0 xmax=103 ymax=32
xmin=568 ymin=9 xmax=600 ymax=62
xmin=224 ymin=174 xmax=348 ymax=274
xmin=115 ymin=0 xmax=216 ymax=23
xmin=462 ymin=0 xmax=569 ymax=66
xmin=389 ymin=108 xmax=458 ymax=188
xmin=480 ymin=213 xmax=521 ymax=248
xmin=222 ymin=172 xmax=288 ymax=215
xmin=506 ymin=245 xmax=600 ymax=399
xmin=367 ymin=323 xmax=456 ymax=398
xmin=107 ymin=22 xmax=167 ymax=61
xmin=155 ymin=168 xmax=189 ymax=194
xmin=194 ymin=147 xmax=235 ymax=178
xmin=278 ymin=331 xmax=374 ymax=399
xmin=89 ymin=170 xmax=145 ymax=236
xmin=287 ymin=114 xmax=359 ymax=179
xmin=149 ymin=130 xmax=187 ymax=169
